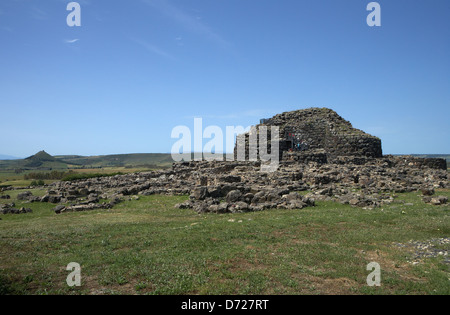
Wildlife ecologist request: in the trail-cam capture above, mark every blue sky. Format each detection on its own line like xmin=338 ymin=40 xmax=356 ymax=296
xmin=0 ymin=0 xmax=449 ymax=157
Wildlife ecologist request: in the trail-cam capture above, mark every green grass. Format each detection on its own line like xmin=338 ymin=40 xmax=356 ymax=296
xmin=54 ymin=153 xmax=174 ymax=169
xmin=0 ymin=189 xmax=448 ymax=295
xmin=0 ymin=168 xmax=153 ymax=188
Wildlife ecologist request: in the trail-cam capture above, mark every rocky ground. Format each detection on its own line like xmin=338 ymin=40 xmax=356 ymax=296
xmin=394 ymin=238 xmax=450 ymax=265
xmin=1 ymin=155 xmax=447 ymax=215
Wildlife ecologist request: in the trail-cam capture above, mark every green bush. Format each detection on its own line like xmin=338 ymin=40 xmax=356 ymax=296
xmin=30 ymin=180 xmax=45 ymax=187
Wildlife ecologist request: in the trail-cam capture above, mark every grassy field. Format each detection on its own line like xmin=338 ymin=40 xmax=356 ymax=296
xmin=54 ymin=153 xmax=174 ymax=168
xmin=0 ymin=189 xmax=449 ymax=295
xmin=0 ymin=167 xmax=155 ymax=188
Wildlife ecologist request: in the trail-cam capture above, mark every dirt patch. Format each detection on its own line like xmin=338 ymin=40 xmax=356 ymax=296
xmin=290 ymin=273 xmax=360 ymax=295
xmin=225 ymin=257 xmax=271 ymax=274
xmin=85 ymin=276 xmax=147 ymax=295
xmin=363 ymin=249 xmax=425 ymax=283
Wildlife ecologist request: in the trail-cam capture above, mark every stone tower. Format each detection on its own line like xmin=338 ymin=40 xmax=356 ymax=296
xmin=235 ymin=107 xmax=383 ymax=163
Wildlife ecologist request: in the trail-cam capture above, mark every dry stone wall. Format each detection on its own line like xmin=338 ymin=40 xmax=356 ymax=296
xmin=235 ymin=107 xmax=383 ymax=160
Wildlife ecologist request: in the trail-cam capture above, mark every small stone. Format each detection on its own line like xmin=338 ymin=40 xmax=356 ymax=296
xmin=226 ymin=190 xmax=242 ymax=203
xmin=53 ymin=205 xmax=66 ymax=214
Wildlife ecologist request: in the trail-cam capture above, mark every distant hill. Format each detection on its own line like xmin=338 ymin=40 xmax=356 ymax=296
xmin=25 ymin=150 xmax=54 ymax=161
xmin=24 ymin=150 xmax=56 ymax=166
xmin=19 ymin=150 xmax=69 ymax=169
xmin=0 ymin=151 xmax=174 ymax=171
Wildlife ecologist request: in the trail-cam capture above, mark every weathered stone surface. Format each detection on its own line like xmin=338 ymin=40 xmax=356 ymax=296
xmin=29 ymin=196 xmax=41 ymax=203
xmin=48 ymin=195 xmax=61 ymax=203
xmin=430 ymin=196 xmax=448 ymax=206
xmin=226 ymin=190 xmax=242 ymax=203
xmin=191 ymin=187 xmax=208 ymax=200
xmin=235 ymin=108 xmax=383 ymax=161
xmin=421 ymin=188 xmax=435 ymax=196
xmin=17 ymin=191 xmax=33 ymax=200
xmin=1 ymin=204 xmax=32 ymax=215
xmin=53 ymin=205 xmax=66 ymax=214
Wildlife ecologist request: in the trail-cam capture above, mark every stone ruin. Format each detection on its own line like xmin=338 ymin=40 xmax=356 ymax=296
xmin=1 ymin=107 xmax=448 ymax=215
xmin=235 ymin=107 xmax=446 ymax=169
xmin=236 ymin=107 xmax=382 ymax=163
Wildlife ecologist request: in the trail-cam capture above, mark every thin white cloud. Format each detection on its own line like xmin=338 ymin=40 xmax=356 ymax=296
xmin=30 ymin=7 xmax=47 ymax=20
xmin=142 ymin=0 xmax=233 ymax=51
xmin=175 ymin=36 xmax=183 ymax=46
xmin=64 ymin=39 xmax=80 ymax=44
xmin=131 ymin=37 xmax=176 ymax=60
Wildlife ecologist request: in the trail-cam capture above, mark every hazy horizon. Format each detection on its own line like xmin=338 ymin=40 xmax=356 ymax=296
xmin=2 ymin=151 xmax=450 ymax=161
